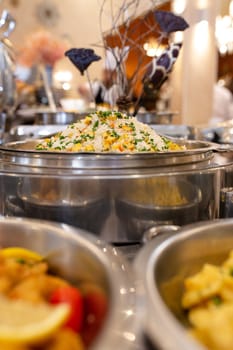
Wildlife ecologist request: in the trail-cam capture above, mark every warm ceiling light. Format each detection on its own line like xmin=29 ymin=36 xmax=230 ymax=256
xmin=172 ymin=0 xmax=187 ymax=15
xmin=215 ymin=0 xmax=233 ymax=56
xmin=143 ymin=38 xmax=164 ymax=57
xmin=54 ymin=70 xmax=72 ymax=83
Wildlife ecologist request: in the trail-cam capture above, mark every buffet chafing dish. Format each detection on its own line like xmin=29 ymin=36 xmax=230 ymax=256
xmin=151 ymin=124 xmax=203 ymax=140
xmin=134 ymin=218 xmax=233 ymax=350
xmin=7 ymin=176 xmax=110 ymax=233
xmin=31 ymin=110 xmax=175 ymax=126
xmin=0 ymin=139 xmax=220 ymax=168
xmin=136 ymin=111 xmax=177 ymax=125
xmin=201 ymin=119 xmax=233 ymax=145
xmin=34 ymin=110 xmax=92 ymax=125
xmin=202 ymin=125 xmax=233 ymax=145
xmin=0 ymin=216 xmax=140 ymax=350
xmin=16 ymin=109 xmax=94 ymax=126
xmin=115 ymin=179 xmax=202 ymax=241
xmin=0 ymin=138 xmax=233 ymax=244
xmin=8 ymin=124 xmax=66 ymax=141
xmin=8 ymin=123 xmax=202 ymax=143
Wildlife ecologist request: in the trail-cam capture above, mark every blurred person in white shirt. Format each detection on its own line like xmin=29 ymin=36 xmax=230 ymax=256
xmin=209 ymin=81 xmax=233 ymax=125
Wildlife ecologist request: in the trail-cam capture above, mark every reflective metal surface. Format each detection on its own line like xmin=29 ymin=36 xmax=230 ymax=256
xmin=0 ymin=10 xmax=17 ymax=115
xmin=8 ymin=123 xmax=202 ymax=143
xmin=134 ymin=219 xmax=233 ymax=350
xmin=151 ymin=124 xmax=203 ymax=140
xmin=136 ymin=111 xmax=177 ymax=125
xmin=115 ymin=179 xmax=202 ymax=241
xmin=0 ymin=216 xmax=140 ymax=350
xmin=201 ymin=125 xmax=233 ymax=145
xmin=0 ymin=139 xmax=218 ymax=170
xmin=9 ymin=124 xmax=66 ymax=141
xmin=0 ymin=138 xmax=233 ymax=243
xmin=9 ymin=177 xmax=110 ymax=233
xmin=34 ymin=111 xmax=93 ymax=125
xmin=219 ymin=187 xmax=233 ymax=218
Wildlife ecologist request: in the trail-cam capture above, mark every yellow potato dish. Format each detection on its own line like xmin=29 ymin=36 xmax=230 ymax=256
xmin=182 ymin=250 xmax=233 ymax=350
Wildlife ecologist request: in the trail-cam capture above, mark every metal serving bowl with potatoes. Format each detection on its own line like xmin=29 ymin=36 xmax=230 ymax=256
xmin=134 ymin=219 xmax=233 ymax=350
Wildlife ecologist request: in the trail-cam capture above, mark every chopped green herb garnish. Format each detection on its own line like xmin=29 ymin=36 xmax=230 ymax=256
xmin=15 ymin=258 xmax=26 ymax=264
xmin=92 ymin=120 xmax=99 ymax=131
xmin=212 ymin=296 xmax=222 ymax=306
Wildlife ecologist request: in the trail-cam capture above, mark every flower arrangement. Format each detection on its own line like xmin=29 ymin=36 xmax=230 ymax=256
xmin=16 ymin=30 xmax=68 ymax=111
xmin=17 ymin=29 xmax=68 ymax=68
xmin=65 ymin=1 xmax=189 ymax=114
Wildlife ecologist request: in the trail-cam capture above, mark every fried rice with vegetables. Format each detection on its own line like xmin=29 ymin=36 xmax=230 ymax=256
xmin=35 ymin=111 xmax=185 ymax=153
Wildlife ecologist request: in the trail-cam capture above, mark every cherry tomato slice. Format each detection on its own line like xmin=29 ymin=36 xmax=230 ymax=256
xmin=81 ymin=285 xmax=108 ymax=346
xmin=50 ymin=286 xmax=83 ymax=332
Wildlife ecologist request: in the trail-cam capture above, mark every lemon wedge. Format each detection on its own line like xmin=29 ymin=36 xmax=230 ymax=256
xmin=1 ymin=247 xmax=43 ymax=262
xmin=0 ymin=296 xmax=70 ymax=344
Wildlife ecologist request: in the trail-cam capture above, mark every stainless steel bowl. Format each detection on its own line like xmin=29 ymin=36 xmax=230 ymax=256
xmin=8 ymin=125 xmax=66 ymax=141
xmin=8 ymin=124 xmax=201 ymax=143
xmin=134 ymin=219 xmax=233 ymax=350
xmin=115 ymin=179 xmax=202 ymax=241
xmin=34 ymin=111 xmax=94 ymax=125
xmin=0 ymin=216 xmax=140 ymax=350
xmin=16 ymin=110 xmax=94 ymax=126
xmin=7 ymin=177 xmax=110 ymax=234
xmin=201 ymin=125 xmax=233 ymax=144
xmin=151 ymin=124 xmax=203 ymax=140
xmin=136 ymin=111 xmax=177 ymax=125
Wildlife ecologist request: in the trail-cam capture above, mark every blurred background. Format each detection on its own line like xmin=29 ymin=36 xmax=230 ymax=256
xmin=0 ymin=0 xmax=232 ymax=126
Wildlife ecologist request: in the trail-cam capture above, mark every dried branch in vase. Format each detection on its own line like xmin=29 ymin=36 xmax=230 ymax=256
xmin=97 ymin=1 xmax=189 ymax=114
xmin=64 ymin=1 xmax=189 ymax=115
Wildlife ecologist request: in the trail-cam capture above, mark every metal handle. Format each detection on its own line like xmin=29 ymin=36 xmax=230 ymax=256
xmin=213 ymin=144 xmax=233 ymax=153
xmin=142 ymin=224 xmax=180 ymax=243
xmin=219 ymin=187 xmax=233 ymax=218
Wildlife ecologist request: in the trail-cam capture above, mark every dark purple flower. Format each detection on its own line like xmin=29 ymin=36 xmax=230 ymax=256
xmin=156 ymin=52 xmax=171 ymax=70
xmin=145 ymin=65 xmax=167 ymax=89
xmin=154 ymin=10 xmax=189 ymax=34
xmin=144 ymin=43 xmax=182 ymax=89
xmin=65 ymin=48 xmax=101 ymax=75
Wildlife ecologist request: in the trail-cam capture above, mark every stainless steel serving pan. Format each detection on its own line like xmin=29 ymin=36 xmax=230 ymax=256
xmin=8 ymin=124 xmax=202 ymax=143
xmin=0 ymin=138 xmax=233 ymax=243
xmin=115 ymin=179 xmax=202 ymax=240
xmin=151 ymin=124 xmax=203 ymax=140
xmin=0 ymin=139 xmax=218 ymax=171
xmin=203 ymin=126 xmax=233 ymax=144
xmin=8 ymin=124 xmax=66 ymax=141
xmin=136 ymin=111 xmax=177 ymax=125
xmin=0 ymin=216 xmax=140 ymax=350
xmin=6 ymin=177 xmax=110 ymax=234
xmin=16 ymin=109 xmax=94 ymax=125
xmin=134 ymin=219 xmax=233 ymax=350
xmin=34 ymin=110 xmax=93 ymax=125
